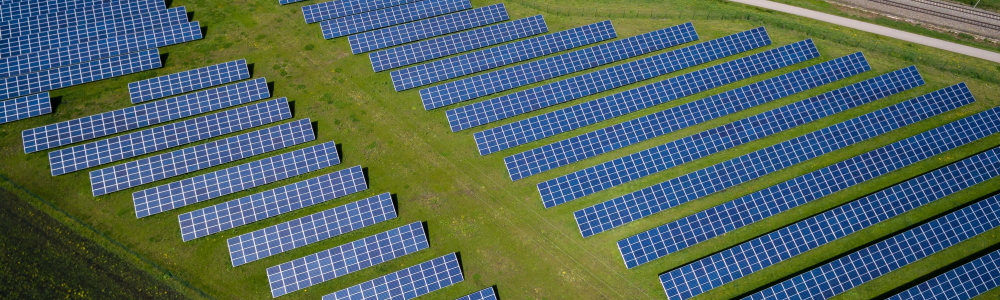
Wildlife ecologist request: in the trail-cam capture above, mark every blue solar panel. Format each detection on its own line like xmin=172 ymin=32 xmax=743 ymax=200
xmin=300 ymin=0 xmax=422 ymax=23
xmin=369 ymin=15 xmax=547 ymax=72
xmin=0 ymin=93 xmax=50 ymax=124
xmin=539 ymin=67 xmax=921 ymax=208
xmin=474 ymin=39 xmax=818 ymax=156
xmin=322 ymin=253 xmax=464 ymax=300
xmin=349 ymin=4 xmax=508 ymax=54
xmin=455 ymin=287 xmax=498 ymax=300
xmin=889 ymin=249 xmax=1000 ymax=300
xmin=510 ymin=53 xmax=869 ymax=183
xmin=658 ymin=128 xmax=1000 ymax=300
xmin=0 ymin=0 xmax=102 ymax=21
xmin=1 ymin=0 xmax=164 ymax=40
xmin=22 ymin=77 xmax=270 ymax=154
xmin=0 ymin=48 xmax=161 ymax=101
xmin=574 ymin=84 xmax=974 ymax=238
xmin=228 ymin=192 xmax=397 ymax=266
xmin=0 ymin=21 xmax=201 ymax=78
xmin=390 ymin=20 xmax=616 ymax=91
xmin=133 ymin=142 xmax=339 ymax=218
xmin=178 ymin=166 xmax=368 ymax=241
xmin=267 ymin=221 xmax=428 ymax=297
xmin=745 ymin=194 xmax=1000 ymax=300
xmin=89 ymin=119 xmax=314 ymax=197
xmin=129 ymin=59 xmax=249 ymax=103
xmin=320 ymin=0 xmax=471 ymax=39
xmin=422 ymin=22 xmax=699 ymax=110
xmin=622 ymin=105 xmax=1000 ymax=269
xmin=0 ymin=7 xmax=188 ymax=58
xmin=445 ymin=27 xmax=772 ymax=132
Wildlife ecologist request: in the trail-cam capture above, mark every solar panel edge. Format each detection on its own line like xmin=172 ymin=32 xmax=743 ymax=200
xmin=0 ymin=92 xmax=50 ymax=124
xmin=348 ymin=3 xmax=509 ymax=54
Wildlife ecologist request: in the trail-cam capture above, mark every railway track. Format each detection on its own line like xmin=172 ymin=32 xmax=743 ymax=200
xmin=867 ymin=0 xmax=1000 ymax=32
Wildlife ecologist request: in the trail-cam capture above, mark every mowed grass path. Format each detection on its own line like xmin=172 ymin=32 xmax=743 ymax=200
xmin=2 ymin=0 xmax=1000 ymax=299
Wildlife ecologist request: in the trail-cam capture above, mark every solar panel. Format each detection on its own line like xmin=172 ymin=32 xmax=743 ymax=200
xmin=445 ymin=27 xmax=771 ymax=132
xmin=474 ymin=39 xmax=818 ymax=156
xmin=455 ymin=287 xmax=498 ymax=300
xmin=509 ymin=53 xmax=869 ymax=183
xmin=0 ymin=0 xmax=102 ymax=21
xmin=89 ymin=119 xmax=314 ymax=197
xmin=390 ymin=20 xmax=617 ymax=91
xmin=178 ymin=166 xmax=368 ymax=241
xmin=1 ymin=0 xmax=164 ymax=40
xmin=658 ymin=130 xmax=1000 ymax=300
xmin=888 ymin=249 xmax=1000 ymax=300
xmin=574 ymin=84 xmax=974 ymax=238
xmin=267 ymin=221 xmax=429 ymax=297
xmin=322 ymin=253 xmax=464 ymax=300
xmin=539 ymin=67 xmax=921 ymax=208
xmin=421 ymin=22 xmax=699 ymax=110
xmin=0 ymin=7 xmax=188 ymax=58
xmin=622 ymin=105 xmax=1000 ymax=269
xmin=0 ymin=93 xmax=50 ymax=124
xmin=0 ymin=48 xmax=161 ymax=101
xmin=0 ymin=21 xmax=202 ymax=78
xmin=228 ymin=192 xmax=397 ymax=266
xmin=370 ymin=15 xmax=547 ymax=72
xmin=349 ymin=3 xmax=508 ymax=54
xmin=22 ymin=77 xmax=270 ymax=154
xmin=320 ymin=0 xmax=471 ymax=39
xmin=133 ymin=141 xmax=339 ymax=218
xmin=744 ymin=194 xmax=1000 ymax=300
xmin=129 ymin=59 xmax=249 ymax=103
xmin=301 ymin=0 xmax=422 ymax=23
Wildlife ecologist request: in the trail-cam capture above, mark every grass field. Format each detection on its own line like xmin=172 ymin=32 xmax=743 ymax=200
xmin=3 ymin=0 xmax=1000 ymax=299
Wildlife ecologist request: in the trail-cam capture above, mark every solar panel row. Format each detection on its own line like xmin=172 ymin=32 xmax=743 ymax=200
xmin=659 ymin=136 xmax=1000 ymax=300
xmin=508 ymin=52 xmax=870 ymax=182
xmin=474 ymin=39 xmax=818 ymax=156
xmin=349 ymin=3 xmax=508 ymax=54
xmin=0 ymin=93 xmax=50 ymax=124
xmin=179 ymin=166 xmax=368 ymax=241
xmin=268 ymin=221 xmax=429 ymax=297
xmin=421 ymin=22 xmax=699 ymax=110
xmin=0 ymin=0 xmax=101 ymax=21
xmin=369 ymin=15 xmax=548 ymax=72
xmin=889 ymin=249 xmax=1000 ymax=300
xmin=390 ymin=20 xmax=616 ymax=91
xmin=745 ymin=193 xmax=1000 ymax=300
xmin=22 ymin=77 xmax=270 ymax=154
xmin=321 ymin=253 xmax=464 ymax=300
xmin=129 ymin=59 xmax=249 ymax=103
xmin=320 ymin=0 xmax=471 ymax=39
xmin=0 ymin=48 xmax=161 ymax=101
xmin=301 ymin=0 xmax=421 ymax=23
xmin=456 ymin=287 xmax=498 ymax=300
xmin=622 ymin=105 xmax=1000 ymax=269
xmin=445 ymin=27 xmax=772 ymax=132
xmin=575 ymin=83 xmax=973 ymax=238
xmin=90 ymin=118 xmax=315 ymax=196
xmin=228 ymin=192 xmax=397 ymax=266
xmin=49 ymin=98 xmax=290 ymax=176
xmin=1 ymin=0 xmax=164 ymax=39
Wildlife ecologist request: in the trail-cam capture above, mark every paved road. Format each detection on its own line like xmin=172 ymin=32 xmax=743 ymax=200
xmin=728 ymin=0 xmax=1000 ymax=64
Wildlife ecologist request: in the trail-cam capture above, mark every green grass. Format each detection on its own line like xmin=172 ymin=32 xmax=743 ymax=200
xmin=2 ymin=0 xmax=1000 ymax=299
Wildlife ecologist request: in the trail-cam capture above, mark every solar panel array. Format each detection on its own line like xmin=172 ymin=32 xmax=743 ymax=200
xmin=228 ymin=192 xmax=398 ymax=266
xmin=622 ymin=105 xmax=1000 ymax=269
xmin=301 ymin=0 xmax=421 ymax=23
xmin=474 ymin=39 xmax=818 ymax=156
xmin=0 ymin=93 xmax=50 ymax=124
xmin=48 ymin=98 xmax=290 ymax=176
xmin=321 ymin=253 xmax=464 ymax=300
xmin=90 ymin=119 xmax=315 ymax=197
xmin=0 ymin=48 xmax=161 ymax=101
xmin=22 ymin=78 xmax=270 ymax=154
xmin=369 ymin=15 xmax=548 ymax=72
xmin=575 ymin=84 xmax=972 ymax=237
xmin=1 ymin=0 xmax=164 ymax=39
xmin=659 ymin=143 xmax=1000 ymax=300
xmin=1 ymin=0 xmax=102 ymax=21
xmin=889 ymin=249 xmax=1000 ymax=300
xmin=179 ymin=166 xmax=367 ymax=241
xmin=390 ymin=20 xmax=617 ymax=91
xmin=129 ymin=59 xmax=249 ymax=103
xmin=445 ymin=27 xmax=769 ymax=132
xmin=746 ymin=194 xmax=1000 ymax=300
xmin=421 ymin=22 xmax=699 ymax=110
xmin=456 ymin=287 xmax=498 ymax=300
xmin=320 ymin=0 xmax=472 ymax=39
xmin=267 ymin=222 xmax=429 ymax=297
xmin=349 ymin=4 xmax=508 ymax=54
xmin=508 ymin=52 xmax=869 ymax=182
